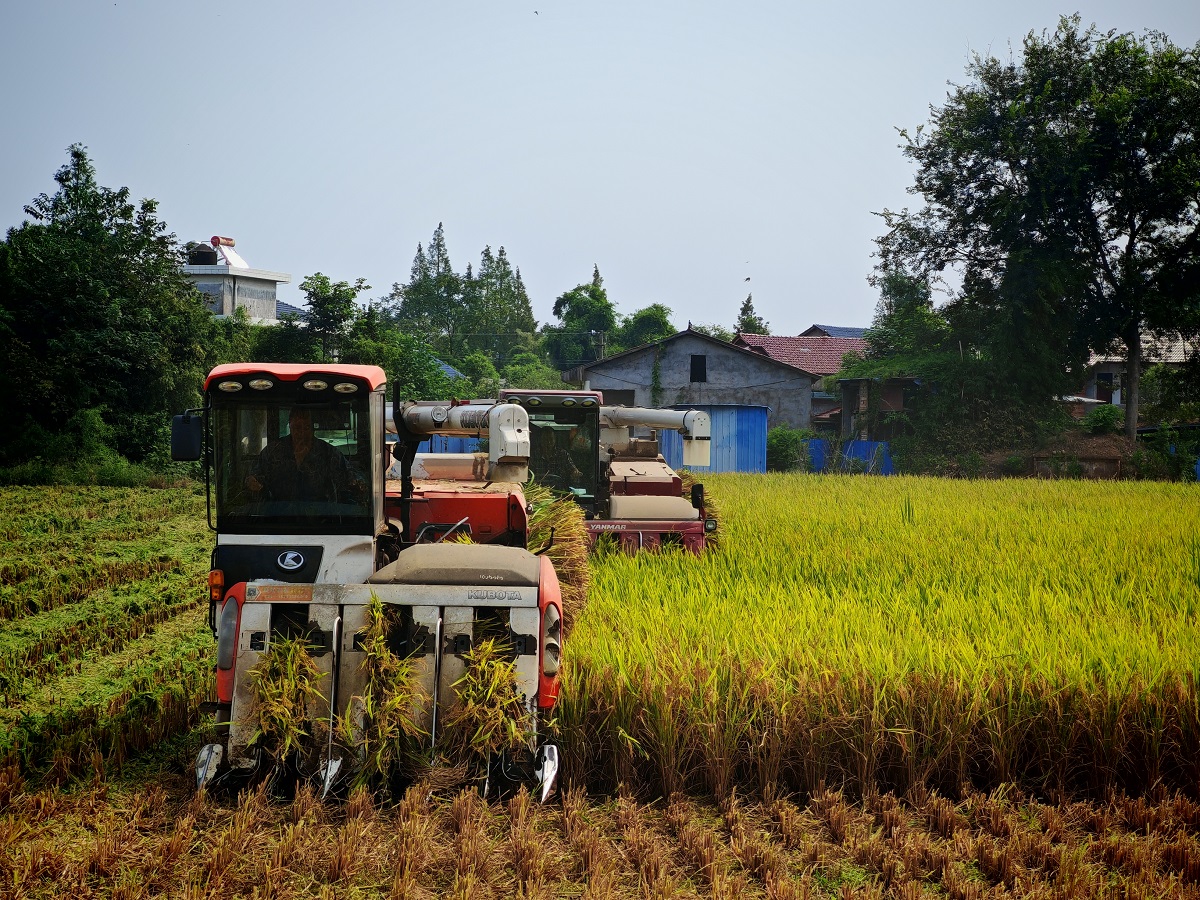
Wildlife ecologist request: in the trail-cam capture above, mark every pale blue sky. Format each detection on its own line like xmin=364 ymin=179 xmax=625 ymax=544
xmin=2 ymin=1 xmax=1197 ymax=336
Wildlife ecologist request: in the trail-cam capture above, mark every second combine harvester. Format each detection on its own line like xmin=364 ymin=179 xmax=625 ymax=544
xmin=407 ymin=389 xmax=717 ymax=553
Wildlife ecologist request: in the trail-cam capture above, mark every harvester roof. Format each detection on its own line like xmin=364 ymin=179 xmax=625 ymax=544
xmin=205 ymin=363 xmax=387 ymax=391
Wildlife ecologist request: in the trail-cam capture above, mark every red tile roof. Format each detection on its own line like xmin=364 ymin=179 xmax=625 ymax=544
xmin=734 ymin=333 xmax=867 ymax=376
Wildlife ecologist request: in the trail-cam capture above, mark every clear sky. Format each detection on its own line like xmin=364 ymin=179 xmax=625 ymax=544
xmin=2 ymin=1 xmax=1197 ymax=337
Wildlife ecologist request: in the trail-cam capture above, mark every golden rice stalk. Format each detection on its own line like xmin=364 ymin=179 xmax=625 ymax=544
xmin=246 ymin=637 xmax=326 ymax=763
xmin=346 ymin=593 xmax=429 ymax=791
xmin=524 ymin=480 xmax=590 ymax=634
xmin=441 ymin=638 xmax=532 ymax=768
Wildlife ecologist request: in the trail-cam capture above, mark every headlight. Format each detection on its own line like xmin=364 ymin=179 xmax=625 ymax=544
xmin=704 ymin=518 xmax=718 ymax=533
xmin=541 ymin=604 xmax=561 ymax=676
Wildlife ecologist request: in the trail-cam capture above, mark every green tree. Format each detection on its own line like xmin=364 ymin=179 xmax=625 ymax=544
xmin=462 ymin=245 xmax=538 ymax=364
xmin=542 ymin=265 xmax=618 ymax=370
xmin=1141 ymin=356 xmax=1200 ymax=425
xmin=500 ymin=351 xmax=570 ymax=390
xmin=0 ymin=144 xmax=214 ymax=462
xmin=877 ymin=17 xmax=1200 ymax=437
xmin=252 ymin=314 xmax=320 ymax=363
xmin=456 ymin=350 xmax=501 ymax=397
xmin=859 ymin=270 xmax=951 ymax=372
xmin=843 ymin=269 xmax=1056 ymax=457
xmin=209 ymin=307 xmax=255 ymax=366
xmin=690 ymin=322 xmax=736 ymax=342
xmin=386 ymin=223 xmax=466 ymax=357
xmin=301 ymin=272 xmax=368 ymax=361
xmin=735 ymin=294 xmax=769 ymax=335
xmin=341 ymin=305 xmax=460 ymax=401
xmin=614 ymin=303 xmax=675 ymax=351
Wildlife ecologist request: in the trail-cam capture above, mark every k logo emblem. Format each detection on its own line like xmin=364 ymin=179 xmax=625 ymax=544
xmin=277 ymin=551 xmax=305 ymax=571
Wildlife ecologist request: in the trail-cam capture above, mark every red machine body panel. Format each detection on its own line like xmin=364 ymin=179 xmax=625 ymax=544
xmin=384 ymin=481 xmax=528 ymax=544
xmin=585 ymin=518 xmax=707 ymax=553
xmin=607 ymin=459 xmax=683 ymax=497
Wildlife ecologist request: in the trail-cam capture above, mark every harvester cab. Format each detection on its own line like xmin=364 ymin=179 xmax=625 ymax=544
xmin=172 ymin=364 xmax=562 ymax=800
xmin=498 ymin=390 xmax=718 ymax=552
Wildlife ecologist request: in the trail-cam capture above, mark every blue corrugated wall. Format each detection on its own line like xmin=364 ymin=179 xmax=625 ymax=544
xmin=659 ymin=405 xmax=768 ymax=473
xmin=427 ymin=435 xmax=482 ymax=454
xmin=805 ymin=439 xmax=895 ymax=475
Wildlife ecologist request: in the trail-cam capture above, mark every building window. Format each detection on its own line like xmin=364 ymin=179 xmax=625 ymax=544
xmin=690 ymin=354 xmax=707 ymax=383
xmin=603 ymin=389 xmax=636 ymax=406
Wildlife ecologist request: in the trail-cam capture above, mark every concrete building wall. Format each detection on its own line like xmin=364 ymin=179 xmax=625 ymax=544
xmin=184 ymin=268 xmax=285 ymax=322
xmin=583 ymin=333 xmax=812 ymax=428
xmin=234 ymin=278 xmax=279 ymax=321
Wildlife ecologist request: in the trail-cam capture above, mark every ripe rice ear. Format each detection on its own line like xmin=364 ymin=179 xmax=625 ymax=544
xmin=441 ymin=638 xmax=532 ymax=771
xmin=347 ymin=593 xmax=428 ymax=792
xmin=245 ymin=637 xmax=326 ymax=765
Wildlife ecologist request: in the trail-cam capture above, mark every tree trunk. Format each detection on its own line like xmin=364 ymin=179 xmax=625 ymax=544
xmin=1124 ymin=325 xmax=1141 ymax=440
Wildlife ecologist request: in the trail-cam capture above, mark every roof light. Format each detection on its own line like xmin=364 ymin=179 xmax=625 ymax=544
xmin=580 ymin=398 xmax=597 ymax=407
xmin=333 ymin=382 xmax=359 ymax=394
xmin=248 ymin=379 xmax=273 ymax=390
xmin=526 ymin=397 xmax=542 ymax=407
xmin=561 ymin=397 xmax=577 ymax=407
xmin=303 ymin=379 xmax=328 ymax=391
xmin=217 ymin=381 xmax=243 ymax=392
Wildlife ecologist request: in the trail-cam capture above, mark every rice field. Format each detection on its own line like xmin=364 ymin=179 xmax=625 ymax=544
xmin=2 ymin=475 xmax=1200 ymax=898
xmin=560 ymin=475 xmax=1200 ymax=800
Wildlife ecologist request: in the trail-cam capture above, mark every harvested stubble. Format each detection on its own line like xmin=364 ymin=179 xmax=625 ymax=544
xmin=5 ymin=770 xmax=1200 ymax=897
xmin=560 ymin=473 xmax=1200 ymax=801
xmin=0 ymin=485 xmax=212 ymax=781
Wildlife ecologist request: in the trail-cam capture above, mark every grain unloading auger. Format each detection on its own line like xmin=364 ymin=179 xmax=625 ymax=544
xmin=172 ymin=364 xmax=562 ymax=800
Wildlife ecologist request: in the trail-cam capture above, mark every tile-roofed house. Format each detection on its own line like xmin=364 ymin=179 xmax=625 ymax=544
xmin=1082 ymin=333 xmax=1199 ymax=404
xmin=801 ymin=324 xmax=868 ymax=339
xmin=566 ymin=328 xmax=818 ymax=428
xmin=733 ymin=333 xmax=868 ymax=377
xmin=437 ymin=359 xmax=466 ymax=380
xmin=275 ymin=300 xmax=308 ymax=320
xmin=733 ymin=331 xmax=869 ymax=428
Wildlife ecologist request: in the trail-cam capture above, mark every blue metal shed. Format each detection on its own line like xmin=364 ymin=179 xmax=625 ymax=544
xmin=427 ymin=435 xmax=482 ymax=454
xmin=659 ymin=404 xmax=768 ymax=474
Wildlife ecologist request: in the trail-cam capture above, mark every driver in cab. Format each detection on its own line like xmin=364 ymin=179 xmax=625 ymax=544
xmin=532 ymin=425 xmax=582 ymax=487
xmin=246 ymin=407 xmax=364 ymax=504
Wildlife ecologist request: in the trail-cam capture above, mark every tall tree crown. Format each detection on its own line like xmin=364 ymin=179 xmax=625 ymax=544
xmin=876 ymin=16 xmax=1200 ymax=433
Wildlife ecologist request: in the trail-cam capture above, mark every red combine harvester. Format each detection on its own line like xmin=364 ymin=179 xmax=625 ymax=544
xmin=172 ymin=363 xmax=561 ymax=799
xmin=497 ymin=389 xmax=717 ymax=553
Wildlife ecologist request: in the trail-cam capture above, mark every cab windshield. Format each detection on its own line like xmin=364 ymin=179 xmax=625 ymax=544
xmin=212 ymin=396 xmax=372 ymax=534
xmin=526 ymin=409 xmax=598 ymax=503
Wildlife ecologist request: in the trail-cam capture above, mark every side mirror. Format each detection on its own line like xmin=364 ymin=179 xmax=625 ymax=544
xmin=171 ymin=414 xmax=203 ymax=461
xmin=690 ymin=483 xmax=704 ymax=509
